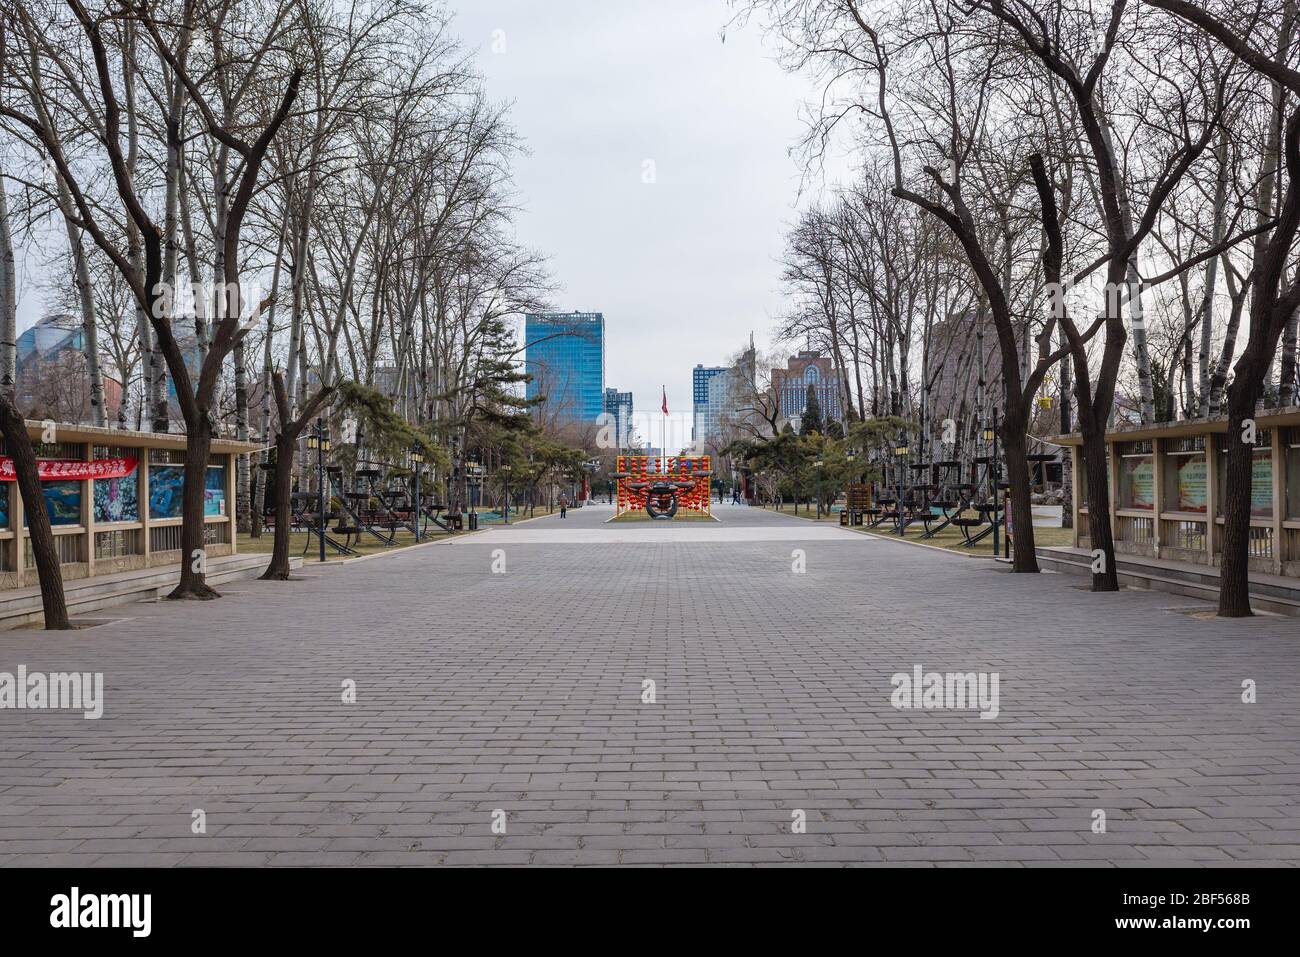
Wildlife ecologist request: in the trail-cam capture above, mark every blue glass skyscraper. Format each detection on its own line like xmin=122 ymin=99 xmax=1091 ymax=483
xmin=524 ymin=312 xmax=606 ymax=422
xmin=692 ymin=364 xmax=727 ymax=442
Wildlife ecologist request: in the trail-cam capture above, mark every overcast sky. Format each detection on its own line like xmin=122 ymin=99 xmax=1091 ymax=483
xmin=452 ymin=0 xmax=848 ymax=420
xmin=14 ymin=1 xmax=848 ymax=424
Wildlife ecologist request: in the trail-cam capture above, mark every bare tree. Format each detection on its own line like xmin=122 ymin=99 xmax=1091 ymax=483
xmin=0 ymin=0 xmax=302 ymax=599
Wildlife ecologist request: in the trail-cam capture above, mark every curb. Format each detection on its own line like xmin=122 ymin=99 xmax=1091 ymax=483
xmin=849 ymin=526 xmax=998 ymax=559
xmin=315 ymin=527 xmax=490 ymax=567
xmin=315 ymin=507 xmax=564 ymax=566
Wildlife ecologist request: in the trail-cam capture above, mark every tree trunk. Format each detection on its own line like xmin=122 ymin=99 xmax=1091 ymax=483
xmin=251 ymin=334 xmax=272 ymax=540
xmin=1002 ymin=410 xmax=1038 ymax=572
xmin=167 ymin=417 xmax=218 ymax=599
xmin=149 ymin=337 xmax=168 ymax=432
xmin=1126 ymin=275 xmax=1155 ymax=424
xmin=1079 ymin=413 xmax=1119 ymax=592
xmin=234 ymin=339 xmax=250 ymax=532
xmin=1208 ymin=286 xmax=1247 ymax=416
xmin=0 ymin=165 xmax=66 ymax=627
xmin=60 ymin=209 xmax=106 ymax=428
xmin=0 ymin=171 xmax=15 ymax=397
xmin=0 ymin=399 xmax=70 ymax=628
xmin=261 ymin=435 xmax=297 ymax=581
xmin=1279 ymin=306 xmax=1299 ymax=407
xmin=251 ymin=227 xmax=287 ymax=540
xmin=1199 ymin=127 xmax=1230 ymax=416
xmin=1100 ymin=117 xmax=1156 ymax=425
xmin=1218 ymin=377 xmax=1263 ymax=616
xmin=1058 ymin=324 xmax=1073 ymax=530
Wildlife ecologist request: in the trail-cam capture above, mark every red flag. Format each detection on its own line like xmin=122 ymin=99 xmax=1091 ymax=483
xmin=661 ymin=386 xmax=668 ymax=416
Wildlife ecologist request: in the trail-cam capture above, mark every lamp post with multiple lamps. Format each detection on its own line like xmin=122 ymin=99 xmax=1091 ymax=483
xmin=983 ymin=406 xmax=1002 ymax=557
xmin=814 ymin=459 xmax=824 ymax=519
xmin=466 ymin=460 xmax=481 ymax=529
xmin=411 ymin=448 xmax=425 ymax=542
xmin=893 ymin=439 xmax=909 ymax=535
xmin=845 ymin=451 xmax=857 ymax=521
xmin=305 ymin=418 xmax=330 ymax=564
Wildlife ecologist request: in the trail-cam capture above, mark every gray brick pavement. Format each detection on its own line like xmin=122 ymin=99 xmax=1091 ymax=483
xmin=0 ymin=501 xmax=1296 ymax=866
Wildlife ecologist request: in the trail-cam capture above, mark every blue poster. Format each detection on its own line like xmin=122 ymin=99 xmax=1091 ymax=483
xmin=24 ymin=481 xmax=82 ymax=527
xmin=149 ymin=465 xmax=184 ymax=519
xmin=205 ymin=465 xmax=227 ymax=517
xmin=0 ymin=485 xmax=8 ymax=529
xmin=149 ymin=464 xmax=227 ymax=518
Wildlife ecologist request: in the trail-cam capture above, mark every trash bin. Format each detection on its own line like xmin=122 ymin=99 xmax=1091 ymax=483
xmin=839 ymin=510 xmax=849 ymax=526
xmin=468 ymin=512 xmax=479 ymax=531
xmin=448 ymin=513 xmax=463 ymax=531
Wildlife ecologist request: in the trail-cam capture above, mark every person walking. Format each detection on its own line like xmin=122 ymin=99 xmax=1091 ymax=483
xmin=559 ymin=492 xmax=569 ymax=519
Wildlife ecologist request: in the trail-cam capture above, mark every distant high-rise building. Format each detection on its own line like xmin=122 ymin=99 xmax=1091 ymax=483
xmin=772 ymin=350 xmax=842 ymax=429
xmin=700 ymin=368 xmax=738 ymax=445
xmin=525 ymin=312 xmax=606 ymax=422
xmin=692 ymin=364 xmax=727 ymax=441
xmin=604 ymin=387 xmax=634 ymax=449
xmin=16 ymin=313 xmax=125 ymax=424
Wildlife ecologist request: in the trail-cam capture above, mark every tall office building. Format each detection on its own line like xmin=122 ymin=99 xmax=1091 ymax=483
xmin=692 ymin=364 xmax=728 ymax=442
xmin=604 ymin=388 xmax=634 ymax=449
xmin=524 ymin=312 xmax=606 ymax=422
xmin=700 ymin=368 xmax=738 ymax=445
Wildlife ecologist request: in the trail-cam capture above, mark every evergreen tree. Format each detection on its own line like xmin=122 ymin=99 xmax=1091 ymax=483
xmin=800 ymin=383 xmax=823 ymax=435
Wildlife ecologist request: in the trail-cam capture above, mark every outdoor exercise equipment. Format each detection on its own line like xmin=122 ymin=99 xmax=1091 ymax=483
xmin=356 ymin=465 xmax=418 ymax=536
xmin=329 ymin=467 xmax=399 ymax=547
xmin=289 ymin=491 xmax=359 ymax=557
xmin=921 ymin=461 xmax=964 ymax=539
xmin=1026 ymin=452 xmax=1058 ymax=491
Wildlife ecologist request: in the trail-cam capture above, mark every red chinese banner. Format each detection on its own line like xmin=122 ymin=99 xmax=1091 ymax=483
xmin=0 ymin=457 xmax=138 ymax=482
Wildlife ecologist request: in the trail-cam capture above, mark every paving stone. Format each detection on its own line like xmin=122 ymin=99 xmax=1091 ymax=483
xmin=0 ymin=502 xmax=1296 ymax=866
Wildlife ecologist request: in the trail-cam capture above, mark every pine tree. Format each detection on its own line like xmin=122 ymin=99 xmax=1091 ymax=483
xmin=800 ymin=383 xmax=823 ymax=435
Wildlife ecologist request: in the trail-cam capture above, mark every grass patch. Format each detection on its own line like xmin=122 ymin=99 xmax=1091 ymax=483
xmin=237 ymin=526 xmax=459 ymax=564
xmin=760 ymin=503 xmax=1073 ymax=555
xmin=761 ymin=503 xmax=839 ymax=522
xmin=852 ymin=520 xmax=1074 ymax=556
xmin=237 ymin=505 xmax=562 ymax=563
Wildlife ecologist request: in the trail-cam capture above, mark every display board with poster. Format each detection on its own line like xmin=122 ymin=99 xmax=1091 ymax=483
xmin=1251 ymin=450 xmax=1273 ymax=518
xmin=1121 ymin=456 xmax=1154 ymax=509
xmin=1177 ymin=457 xmax=1208 ymax=512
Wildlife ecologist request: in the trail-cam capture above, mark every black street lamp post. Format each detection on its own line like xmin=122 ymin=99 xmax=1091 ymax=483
xmin=814 ymin=459 xmax=824 ymax=519
xmin=306 ymin=418 xmax=330 ymax=564
xmin=501 ymin=464 xmax=512 ymax=524
xmin=983 ymin=407 xmax=1001 ymax=558
xmin=411 ymin=448 xmax=425 ymax=542
xmin=894 ymin=440 xmax=910 ymax=535
xmin=467 ymin=460 xmax=481 ymax=530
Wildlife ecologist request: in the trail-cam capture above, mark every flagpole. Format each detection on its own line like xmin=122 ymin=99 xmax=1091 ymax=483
xmin=661 ymin=385 xmax=666 ymax=474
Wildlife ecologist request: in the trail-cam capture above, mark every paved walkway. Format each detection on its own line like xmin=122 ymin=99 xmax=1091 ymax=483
xmin=1 ymin=502 xmax=1297 ymax=866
